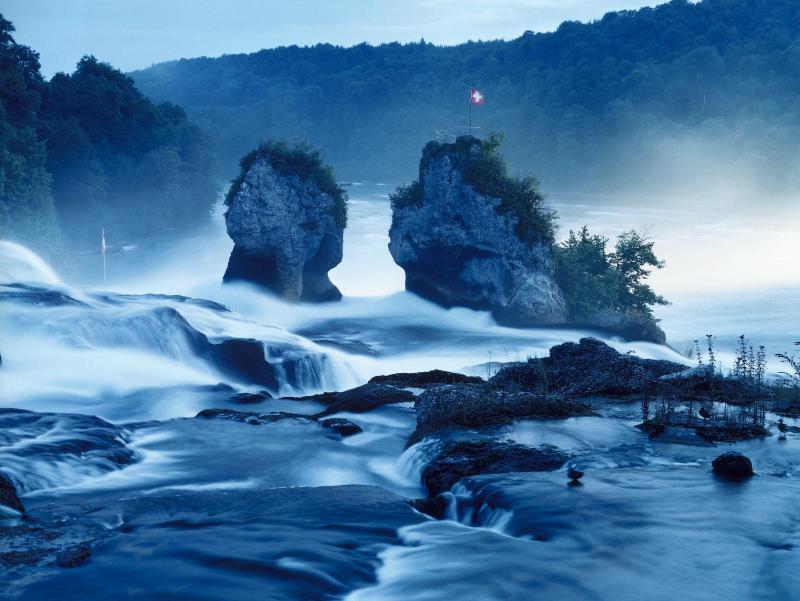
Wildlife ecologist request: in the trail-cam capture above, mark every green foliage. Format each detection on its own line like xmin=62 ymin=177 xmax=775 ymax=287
xmin=0 ymin=14 xmax=220 ymax=253
xmin=389 ymin=181 xmax=422 ymax=211
xmin=396 ymin=134 xmax=556 ymax=245
xmin=38 ymin=56 xmax=220 ymax=248
xmin=555 ymin=226 xmax=668 ymax=320
xmin=0 ymin=15 xmax=60 ymax=252
xmin=227 ymin=140 xmax=347 ymax=228
xmin=133 ymin=0 xmax=800 ymax=194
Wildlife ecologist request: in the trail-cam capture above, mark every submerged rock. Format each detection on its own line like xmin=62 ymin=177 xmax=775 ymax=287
xmin=223 ymin=143 xmax=346 ymax=302
xmin=421 ymin=440 xmax=568 ymax=496
xmin=56 ymin=543 xmax=92 ymax=568
xmin=0 ymin=472 xmax=25 ymax=514
xmin=389 ymin=136 xmax=566 ymax=327
xmin=491 ymin=337 xmax=687 ymax=397
xmin=711 ymin=452 xmax=754 ymax=479
xmin=320 ymin=418 xmax=363 ymax=437
xmin=195 ymin=408 xmax=312 ymax=426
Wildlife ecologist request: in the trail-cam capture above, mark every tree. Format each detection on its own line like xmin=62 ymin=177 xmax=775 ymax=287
xmin=0 ymin=14 xmax=60 ymax=252
xmin=611 ymin=230 xmax=668 ymax=316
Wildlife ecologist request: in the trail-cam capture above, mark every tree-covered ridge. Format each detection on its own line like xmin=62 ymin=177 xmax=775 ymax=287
xmin=0 ymin=15 xmax=219 ymax=254
xmin=226 ymin=140 xmax=347 ymax=229
xmin=0 ymin=15 xmax=59 ymax=248
xmin=133 ymin=0 xmax=800 ymax=196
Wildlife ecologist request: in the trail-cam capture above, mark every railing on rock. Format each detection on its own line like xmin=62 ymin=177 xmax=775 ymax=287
xmin=434 ymin=126 xmax=481 ymax=144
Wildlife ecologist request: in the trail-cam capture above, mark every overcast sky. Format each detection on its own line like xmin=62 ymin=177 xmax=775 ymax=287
xmin=5 ymin=0 xmax=655 ymax=77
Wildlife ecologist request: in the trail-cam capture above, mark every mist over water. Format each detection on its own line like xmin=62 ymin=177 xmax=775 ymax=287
xmin=1 ymin=184 xmax=798 ymax=600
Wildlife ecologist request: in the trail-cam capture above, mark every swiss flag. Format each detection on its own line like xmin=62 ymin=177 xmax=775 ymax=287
xmin=470 ymin=88 xmax=485 ymax=105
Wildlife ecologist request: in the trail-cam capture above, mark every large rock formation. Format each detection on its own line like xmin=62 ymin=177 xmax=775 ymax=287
xmin=490 ymin=337 xmax=688 ymax=397
xmin=389 ymin=136 xmax=567 ymax=326
xmin=224 ymin=143 xmax=346 ymax=302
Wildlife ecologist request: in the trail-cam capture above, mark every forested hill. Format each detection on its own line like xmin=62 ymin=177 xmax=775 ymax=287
xmin=0 ymin=15 xmax=218 ymax=255
xmin=133 ymin=0 xmax=800 ymax=200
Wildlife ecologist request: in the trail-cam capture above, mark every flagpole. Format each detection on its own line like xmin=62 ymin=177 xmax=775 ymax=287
xmin=101 ymin=228 xmax=107 ymax=284
xmin=469 ymin=86 xmax=472 ymax=132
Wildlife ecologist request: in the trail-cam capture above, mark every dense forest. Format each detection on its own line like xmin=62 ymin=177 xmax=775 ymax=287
xmin=0 ymin=15 xmax=218 ymax=255
xmin=133 ymin=0 xmax=800 ymax=200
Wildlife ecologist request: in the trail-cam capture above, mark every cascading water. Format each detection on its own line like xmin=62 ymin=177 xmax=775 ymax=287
xmin=1 ymin=186 xmax=798 ymax=600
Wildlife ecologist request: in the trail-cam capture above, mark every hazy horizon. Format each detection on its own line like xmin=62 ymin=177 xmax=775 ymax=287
xmin=5 ymin=0 xmax=656 ymax=76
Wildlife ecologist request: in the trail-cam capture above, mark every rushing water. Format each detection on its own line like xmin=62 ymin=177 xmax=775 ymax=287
xmin=0 ymin=186 xmax=798 ymax=599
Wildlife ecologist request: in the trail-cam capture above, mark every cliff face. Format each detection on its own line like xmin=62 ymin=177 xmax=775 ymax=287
xmin=224 ymin=155 xmax=344 ymax=302
xmin=389 ymin=138 xmax=567 ymax=326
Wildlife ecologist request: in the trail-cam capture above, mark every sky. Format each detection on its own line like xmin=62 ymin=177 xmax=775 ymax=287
xmin=5 ymin=0 xmax=655 ymax=77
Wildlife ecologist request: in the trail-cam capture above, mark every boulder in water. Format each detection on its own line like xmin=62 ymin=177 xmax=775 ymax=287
xmin=223 ymin=142 xmax=347 ymax=302
xmin=711 ymin=452 xmax=754 ymax=479
xmin=291 ymin=382 xmax=416 ymax=418
xmin=0 ymin=472 xmax=25 ymax=514
xmin=389 ymin=136 xmax=566 ymax=326
xmin=320 ymin=418 xmax=363 ymax=437
xmin=421 ymin=440 xmax=568 ymax=496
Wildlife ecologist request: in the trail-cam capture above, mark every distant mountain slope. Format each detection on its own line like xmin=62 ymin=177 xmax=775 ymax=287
xmin=133 ymin=0 xmax=800 ymax=200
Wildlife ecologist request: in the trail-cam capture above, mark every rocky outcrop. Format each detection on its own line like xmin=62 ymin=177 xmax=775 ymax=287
xmin=290 ymin=383 xmax=416 ymax=418
xmin=411 ymin=384 xmax=592 ymax=444
xmin=369 ymin=370 xmax=483 ymax=387
xmin=224 ymin=145 xmax=346 ymax=302
xmin=389 ymin=137 xmax=566 ymax=326
xmin=420 ymin=440 xmax=567 ymax=496
xmin=491 ymin=337 xmax=687 ymax=397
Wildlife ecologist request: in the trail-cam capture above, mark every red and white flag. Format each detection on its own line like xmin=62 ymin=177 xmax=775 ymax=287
xmin=470 ymin=88 xmax=485 ymax=105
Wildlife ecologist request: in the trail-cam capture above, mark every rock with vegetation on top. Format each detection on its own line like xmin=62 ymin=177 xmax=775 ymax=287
xmin=223 ymin=141 xmax=347 ymax=302
xmin=389 ymin=136 xmax=566 ymax=326
xmin=410 ymin=383 xmax=592 ymax=444
xmin=491 ymin=337 xmax=687 ymax=397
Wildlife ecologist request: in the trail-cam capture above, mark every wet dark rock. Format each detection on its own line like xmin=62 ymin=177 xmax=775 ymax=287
xmin=370 ymin=370 xmax=483 ymax=387
xmin=195 ymin=408 xmax=312 ymax=425
xmin=227 ymin=391 xmax=273 ymax=405
xmin=388 ymin=137 xmax=566 ymax=327
xmin=711 ymin=452 xmax=754 ymax=479
xmin=223 ymin=150 xmax=345 ymax=302
xmin=320 ymin=418 xmax=363 ymax=437
xmin=0 ymin=472 xmax=25 ymax=514
xmin=421 ymin=440 xmax=568 ymax=496
xmin=206 ymin=338 xmax=279 ymax=391
xmin=56 ymin=543 xmax=91 ymax=568
xmin=491 ymin=337 xmax=687 ymax=397
xmin=567 ymin=465 xmax=584 ymax=481
xmin=658 ymin=365 xmax=770 ymax=403
xmin=408 ymin=495 xmax=450 ymax=520
xmin=638 ymin=420 xmax=767 ymax=444
xmin=410 ymin=384 xmax=592 ymax=444
xmin=291 ymin=382 xmax=415 ymax=418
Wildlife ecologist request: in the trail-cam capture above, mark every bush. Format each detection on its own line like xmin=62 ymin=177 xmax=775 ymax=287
xmin=555 ymin=226 xmax=668 ymax=320
xmin=226 ymin=140 xmax=347 ymax=229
